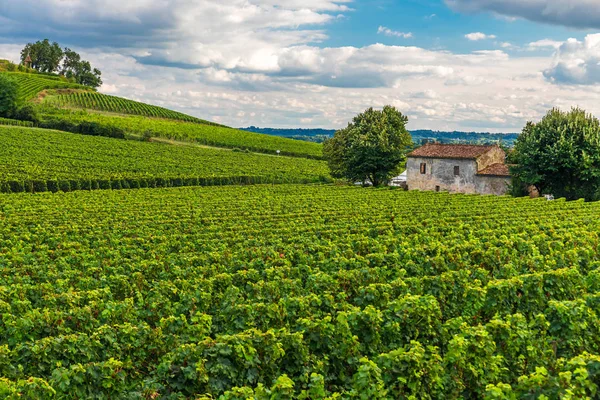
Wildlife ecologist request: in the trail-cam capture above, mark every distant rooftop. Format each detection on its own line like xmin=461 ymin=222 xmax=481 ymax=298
xmin=477 ymin=163 xmax=511 ymax=177
xmin=407 ymin=143 xmax=498 ymax=160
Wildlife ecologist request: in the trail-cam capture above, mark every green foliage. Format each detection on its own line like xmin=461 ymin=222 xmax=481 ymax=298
xmin=20 ymin=39 xmax=64 ymax=73
xmin=61 ymin=48 xmax=102 ymax=88
xmin=0 ymin=126 xmax=331 ymax=192
xmin=38 ymin=119 xmax=125 ymax=138
xmin=11 ymin=104 xmax=40 ymax=123
xmin=349 ymin=358 xmax=387 ymax=399
xmin=511 ymin=108 xmax=600 ymax=200
xmin=38 ymin=108 xmax=323 ymax=159
xmin=0 ymin=72 xmax=88 ymax=102
xmin=1 ymin=186 xmax=600 ymax=398
xmin=323 ymin=106 xmax=412 ymax=186
xmin=0 ymin=117 xmax=34 ymax=127
xmin=0 ymin=59 xmax=18 ymax=72
xmin=0 ymin=74 xmax=18 ymax=117
xmin=44 ymin=90 xmax=213 ymax=123
xmin=20 ymin=40 xmax=102 ymax=87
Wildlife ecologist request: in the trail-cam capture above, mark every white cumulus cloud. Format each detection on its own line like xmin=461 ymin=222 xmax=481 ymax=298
xmin=544 ymin=34 xmax=600 ymax=84
xmin=528 ymin=39 xmax=563 ymax=50
xmin=377 ymin=26 xmax=413 ymax=39
xmin=465 ymin=32 xmax=496 ymax=41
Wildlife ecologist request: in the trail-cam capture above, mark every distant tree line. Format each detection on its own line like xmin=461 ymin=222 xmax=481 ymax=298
xmin=20 ymin=39 xmax=102 ymax=88
xmin=242 ymin=126 xmax=519 ymax=145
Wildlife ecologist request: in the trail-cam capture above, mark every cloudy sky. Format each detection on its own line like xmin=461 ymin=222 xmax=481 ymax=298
xmin=2 ymin=0 xmax=600 ymax=132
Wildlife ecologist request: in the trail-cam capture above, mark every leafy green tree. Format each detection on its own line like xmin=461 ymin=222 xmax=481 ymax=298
xmin=323 ymin=106 xmax=412 ymax=186
xmin=12 ymin=104 xmax=40 ymax=123
xmin=20 ymin=39 xmax=64 ymax=73
xmin=61 ymin=48 xmax=82 ymax=76
xmin=511 ymin=107 xmax=600 ymax=201
xmin=0 ymin=74 xmax=18 ymax=117
xmin=72 ymin=61 xmax=102 ymax=88
xmin=19 ymin=41 xmax=102 ymax=88
xmin=61 ymin=48 xmax=102 ymax=88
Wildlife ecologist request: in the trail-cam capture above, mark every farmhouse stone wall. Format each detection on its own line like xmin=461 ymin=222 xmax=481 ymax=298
xmin=474 ymin=175 xmax=510 ymax=196
xmin=406 ymin=157 xmax=479 ymax=193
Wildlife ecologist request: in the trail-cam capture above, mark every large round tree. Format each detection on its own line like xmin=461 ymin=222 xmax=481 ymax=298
xmin=323 ymin=106 xmax=412 ymax=186
xmin=511 ymin=108 xmax=600 ymax=201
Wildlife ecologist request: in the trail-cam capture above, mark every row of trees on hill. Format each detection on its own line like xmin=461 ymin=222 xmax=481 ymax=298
xmin=19 ymin=39 xmax=102 ymax=88
xmin=324 ymin=106 xmax=600 ymax=201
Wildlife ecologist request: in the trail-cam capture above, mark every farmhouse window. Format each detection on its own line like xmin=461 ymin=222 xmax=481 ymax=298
xmin=420 ymin=163 xmax=427 ymax=174
xmin=454 ymin=166 xmax=460 ymax=176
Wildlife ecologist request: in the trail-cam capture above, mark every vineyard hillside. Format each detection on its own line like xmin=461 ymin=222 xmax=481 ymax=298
xmin=0 ymin=126 xmax=330 ymax=193
xmin=2 ymin=71 xmax=324 ymax=159
xmin=0 ymin=71 xmax=88 ymax=102
xmin=42 ymin=89 xmax=220 ymax=125
xmin=1 ymin=185 xmax=600 ymax=398
xmin=38 ymin=109 xmax=324 ymax=158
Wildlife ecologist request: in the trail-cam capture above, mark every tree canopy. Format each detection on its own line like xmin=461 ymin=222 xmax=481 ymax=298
xmin=323 ymin=106 xmax=412 ymax=186
xmin=20 ymin=40 xmax=102 ymax=88
xmin=20 ymin=39 xmax=63 ymax=73
xmin=510 ymin=107 xmax=600 ymax=201
xmin=0 ymin=74 xmax=18 ymax=117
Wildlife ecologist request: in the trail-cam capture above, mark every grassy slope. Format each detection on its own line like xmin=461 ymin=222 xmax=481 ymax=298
xmin=0 ymin=69 xmax=325 ymax=159
xmin=39 ymin=108 xmax=324 ymax=159
xmin=0 ymin=126 xmax=330 ymax=192
xmin=42 ymin=89 xmax=220 ymax=125
xmin=0 ymin=72 xmax=88 ymax=102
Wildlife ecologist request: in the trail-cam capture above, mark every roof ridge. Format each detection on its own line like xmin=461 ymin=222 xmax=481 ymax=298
xmin=408 ymin=143 xmax=501 ymax=160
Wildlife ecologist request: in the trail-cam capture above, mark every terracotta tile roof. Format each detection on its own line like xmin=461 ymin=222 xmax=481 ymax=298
xmin=477 ymin=163 xmax=511 ymax=177
xmin=407 ymin=143 xmax=497 ymax=159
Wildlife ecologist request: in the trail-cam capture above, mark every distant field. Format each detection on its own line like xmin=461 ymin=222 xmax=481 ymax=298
xmin=1 ymin=72 xmax=88 ymax=102
xmin=0 ymin=126 xmax=331 ymax=192
xmin=39 ymin=109 xmax=324 ymax=159
xmin=43 ymin=90 xmax=219 ymax=125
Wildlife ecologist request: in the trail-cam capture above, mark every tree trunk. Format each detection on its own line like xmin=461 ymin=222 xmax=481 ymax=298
xmin=371 ymin=174 xmax=379 ymax=187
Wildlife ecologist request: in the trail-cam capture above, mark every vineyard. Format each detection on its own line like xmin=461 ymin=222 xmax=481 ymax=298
xmin=43 ymin=90 xmax=219 ymax=125
xmin=3 ymin=73 xmax=322 ymax=159
xmin=1 ymin=72 xmax=87 ymax=102
xmin=0 ymin=126 xmax=331 ymax=192
xmin=39 ymin=109 xmax=324 ymax=159
xmin=1 ymin=185 xmax=600 ymax=398
xmin=0 ymin=117 xmax=33 ymax=127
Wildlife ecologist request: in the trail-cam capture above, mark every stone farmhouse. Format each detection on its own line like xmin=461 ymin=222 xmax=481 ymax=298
xmin=406 ymin=143 xmax=511 ymax=195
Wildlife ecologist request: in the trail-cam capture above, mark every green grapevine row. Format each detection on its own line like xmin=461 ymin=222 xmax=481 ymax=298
xmin=0 ymin=117 xmax=34 ymax=127
xmin=1 ymin=72 xmax=88 ymax=102
xmin=1 ymin=185 xmax=600 ymax=398
xmin=0 ymin=126 xmax=331 ymax=192
xmin=44 ymin=91 xmax=219 ymax=125
xmin=38 ymin=108 xmax=324 ymax=159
